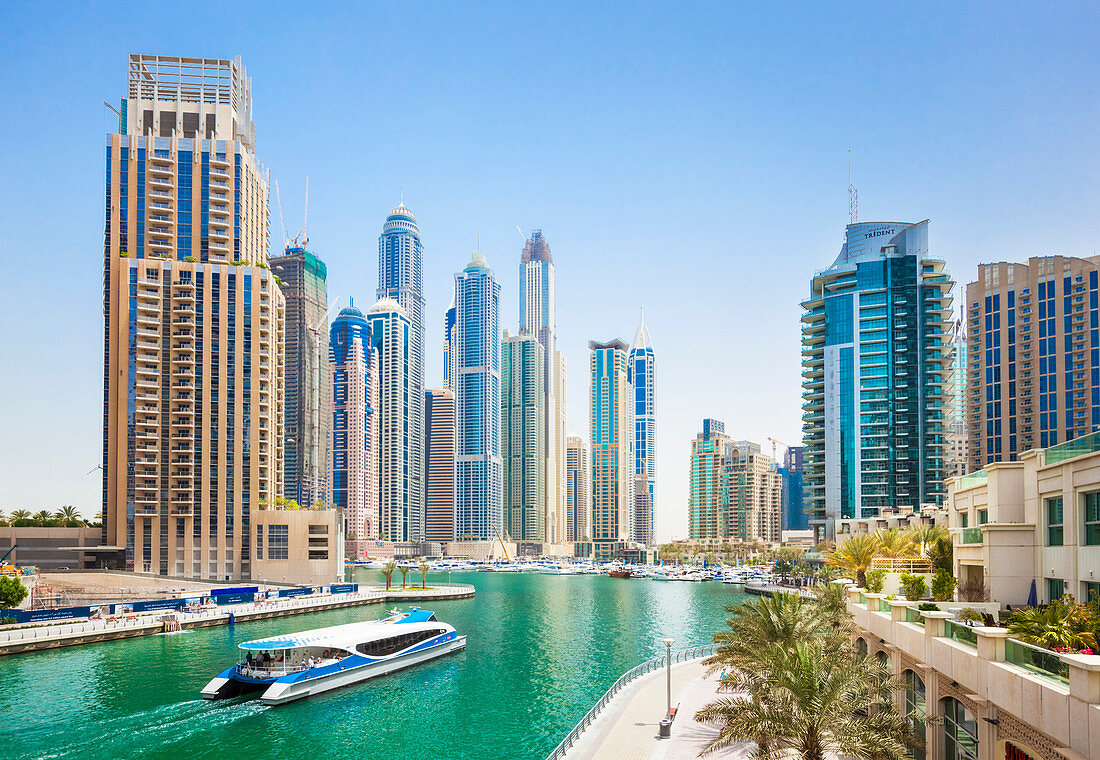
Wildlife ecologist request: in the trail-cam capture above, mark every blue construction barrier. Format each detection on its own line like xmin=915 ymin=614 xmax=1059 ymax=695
xmin=329 ymin=583 xmax=358 ymax=594
xmin=213 ymin=592 xmax=256 ymax=605
xmin=130 ymin=597 xmax=205 ymax=613
xmin=211 ymin=586 xmax=259 ymax=597
xmin=1 ymin=606 xmax=92 ymax=624
xmin=276 ymin=587 xmax=314 ymax=599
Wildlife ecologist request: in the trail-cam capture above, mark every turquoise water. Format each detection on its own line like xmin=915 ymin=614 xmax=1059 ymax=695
xmin=2 ymin=572 xmax=746 ymax=760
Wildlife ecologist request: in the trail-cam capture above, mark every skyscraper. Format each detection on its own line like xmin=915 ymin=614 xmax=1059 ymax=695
xmin=454 ymin=250 xmax=503 ymax=541
xmin=628 ymin=309 xmax=655 ymax=545
xmin=778 ymin=445 xmax=808 ymax=531
xmin=801 ymin=221 xmax=954 ymax=539
xmin=689 ymin=420 xmax=736 ymax=540
xmin=365 ymin=298 xmax=411 ymax=542
xmin=688 ymin=421 xmax=781 ymax=542
xmin=946 ymin=316 xmax=968 ymax=477
xmin=501 ymin=331 xmax=546 ymax=542
xmin=443 ymin=300 xmax=457 ymax=393
xmin=270 ymin=246 xmax=330 ymax=507
xmin=329 ymin=302 xmax=379 ymax=555
xmin=965 ymin=256 xmax=1100 ymax=471
xmin=519 ymin=230 xmax=567 ymax=543
xmin=424 ymin=388 xmax=456 ymax=543
xmin=589 ymin=339 xmax=634 ymax=560
xmin=565 ymin=433 xmax=589 ymax=542
xmin=102 ymin=55 xmax=284 ymax=579
xmin=377 ymin=200 xmax=424 ymax=540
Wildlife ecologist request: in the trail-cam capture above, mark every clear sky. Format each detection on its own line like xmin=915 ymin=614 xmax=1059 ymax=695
xmin=1 ymin=2 xmax=1098 ymax=540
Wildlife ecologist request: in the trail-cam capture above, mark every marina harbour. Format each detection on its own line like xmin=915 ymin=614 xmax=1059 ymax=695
xmin=1 ymin=569 xmax=748 ymax=760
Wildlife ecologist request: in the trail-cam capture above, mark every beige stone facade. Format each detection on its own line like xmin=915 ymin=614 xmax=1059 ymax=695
xmin=847 ymin=587 xmax=1100 ymax=760
xmin=102 ymin=56 xmax=285 ymax=581
xmin=251 ymin=507 xmax=341 ymax=586
xmin=948 ymin=439 xmax=1100 ymax=607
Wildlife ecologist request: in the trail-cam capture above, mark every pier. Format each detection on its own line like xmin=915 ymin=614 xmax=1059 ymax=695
xmin=0 ymin=584 xmax=474 ymax=656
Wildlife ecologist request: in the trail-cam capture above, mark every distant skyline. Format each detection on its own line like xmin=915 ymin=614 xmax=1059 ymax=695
xmin=2 ymin=2 xmax=1099 ymax=542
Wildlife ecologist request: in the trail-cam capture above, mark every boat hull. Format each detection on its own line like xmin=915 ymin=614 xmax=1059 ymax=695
xmin=258 ymin=636 xmax=467 ymax=705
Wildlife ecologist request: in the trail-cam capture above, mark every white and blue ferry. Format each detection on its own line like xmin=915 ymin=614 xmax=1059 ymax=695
xmin=201 ymin=608 xmax=465 ymax=705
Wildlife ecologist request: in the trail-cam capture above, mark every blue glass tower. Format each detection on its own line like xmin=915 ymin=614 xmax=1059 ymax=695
xmin=802 ymin=221 xmax=954 ymax=539
xmin=778 ymin=446 xmax=807 ymax=531
xmin=628 ymin=309 xmax=656 ymax=545
xmin=377 ymin=200 xmax=424 ymax=540
xmin=454 ymin=249 xmax=503 ymax=541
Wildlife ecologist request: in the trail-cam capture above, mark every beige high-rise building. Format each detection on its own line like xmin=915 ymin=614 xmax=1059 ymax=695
xmin=589 ymin=339 xmax=634 ymax=560
xmin=565 ymin=433 xmax=589 ymax=541
xmin=966 ymin=256 xmax=1100 ymax=473
xmin=102 ymin=55 xmax=284 ymax=580
xmin=552 ymin=350 xmax=568 ymax=543
xmin=424 ymin=388 xmax=455 ymax=543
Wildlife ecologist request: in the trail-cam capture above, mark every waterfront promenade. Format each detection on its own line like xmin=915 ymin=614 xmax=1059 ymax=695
xmin=0 ymin=584 xmax=474 ymax=656
xmin=559 ymin=658 xmax=751 ymax=760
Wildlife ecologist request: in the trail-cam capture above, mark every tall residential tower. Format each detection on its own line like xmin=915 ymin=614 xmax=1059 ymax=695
xmin=628 ymin=309 xmax=655 ymax=545
xmin=589 ymin=339 xmax=634 ymax=560
xmin=377 ymin=201 xmax=425 ymax=540
xmin=366 ymin=299 xmax=411 ymax=542
xmin=801 ymin=221 xmax=954 ymax=539
xmin=424 ymin=388 xmax=456 ymax=543
xmin=102 ymin=55 xmax=284 ymax=579
xmin=270 ymin=246 xmax=330 ymax=507
xmin=565 ymin=434 xmax=589 ymax=542
xmin=501 ymin=331 xmax=546 ymax=542
xmin=454 ymin=250 xmax=503 ymax=541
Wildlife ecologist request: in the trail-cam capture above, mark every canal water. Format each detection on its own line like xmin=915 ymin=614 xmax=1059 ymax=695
xmin=2 ymin=571 xmax=748 ymax=760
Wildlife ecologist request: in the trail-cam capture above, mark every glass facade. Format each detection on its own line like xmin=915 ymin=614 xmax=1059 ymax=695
xmin=628 ymin=314 xmax=655 ymax=546
xmin=802 ymin=221 xmax=953 ymax=537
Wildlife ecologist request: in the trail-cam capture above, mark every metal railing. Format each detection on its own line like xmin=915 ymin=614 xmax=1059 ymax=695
xmin=544 ymin=644 xmax=716 ymax=760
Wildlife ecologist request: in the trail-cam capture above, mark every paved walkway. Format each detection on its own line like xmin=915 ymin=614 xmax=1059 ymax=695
xmin=562 ymin=659 xmax=753 ymax=760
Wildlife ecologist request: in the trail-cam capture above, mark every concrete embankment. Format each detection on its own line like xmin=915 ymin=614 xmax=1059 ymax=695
xmin=0 ymin=584 xmax=474 ymax=657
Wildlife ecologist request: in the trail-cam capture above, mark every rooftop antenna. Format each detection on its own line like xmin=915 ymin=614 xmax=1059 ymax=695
xmin=303 ymin=176 xmax=309 ymax=248
xmin=275 ymin=179 xmax=288 ymax=251
xmin=848 ymin=148 xmax=859 ymax=225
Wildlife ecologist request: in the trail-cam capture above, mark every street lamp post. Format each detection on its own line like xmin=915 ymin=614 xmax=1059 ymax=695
xmin=661 ymin=637 xmax=674 ymax=719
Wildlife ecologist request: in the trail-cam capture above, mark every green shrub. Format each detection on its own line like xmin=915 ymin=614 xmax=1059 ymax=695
xmin=865 ymin=568 xmax=887 ymax=594
xmin=917 ymin=602 xmax=940 ymax=612
xmin=957 ymin=608 xmax=984 ymax=625
xmin=899 ymin=572 xmax=928 ymax=601
xmin=931 ymin=569 xmax=958 ymax=601
xmin=0 ymin=576 xmax=28 ymax=609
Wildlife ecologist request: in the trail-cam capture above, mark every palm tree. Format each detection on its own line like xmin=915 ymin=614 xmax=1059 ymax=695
xmin=874 ymin=528 xmax=915 ymax=558
xmin=827 ymin=533 xmax=877 ymax=587
xmin=11 ymin=509 xmax=30 ymax=522
xmin=55 ymin=505 xmax=81 ymax=522
xmin=381 ymin=560 xmax=397 ymax=591
xmin=905 ymin=524 xmax=948 ymax=557
xmin=705 ymin=592 xmax=836 ymax=676
xmin=926 ymin=535 xmax=953 ymax=573
xmin=32 ymin=510 xmax=53 ymax=525
xmin=399 ymin=565 xmax=409 ymax=589
xmin=419 ymin=561 xmax=430 ymax=589
xmin=1007 ymin=599 xmax=1096 ymax=650
xmin=813 ymin=581 xmax=850 ymax=629
xmin=0 ymin=511 xmax=7 ymax=526
xmin=695 ymin=641 xmax=912 ymax=760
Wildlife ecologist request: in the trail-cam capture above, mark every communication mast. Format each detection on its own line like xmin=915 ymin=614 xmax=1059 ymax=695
xmin=848 ymin=148 xmax=859 ymax=225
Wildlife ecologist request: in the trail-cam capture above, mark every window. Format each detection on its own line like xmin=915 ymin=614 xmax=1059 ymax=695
xmin=960 ymin=513 xmax=969 ymax=528
xmin=904 ymin=671 xmax=926 ymax=760
xmin=978 ymin=509 xmax=988 ymax=525
xmin=1085 ymin=492 xmax=1100 ymax=545
xmin=354 ymin=629 xmax=446 ymax=658
xmin=856 ymin=638 xmax=868 ymax=657
xmin=1047 ymin=496 xmax=1064 ymax=546
xmin=1048 ymin=578 xmax=1065 ymax=601
xmin=267 ymin=524 xmax=289 ymax=560
xmin=1084 ymin=581 xmax=1100 ymax=605
xmin=942 ymin=697 xmax=978 ymax=760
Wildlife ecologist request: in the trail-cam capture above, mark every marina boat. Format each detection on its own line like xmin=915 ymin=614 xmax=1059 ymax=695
xmin=201 ymin=608 xmax=466 ymax=705
xmin=606 ymin=567 xmax=634 ymax=579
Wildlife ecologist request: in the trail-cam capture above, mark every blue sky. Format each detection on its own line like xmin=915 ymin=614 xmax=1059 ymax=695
xmin=1 ymin=2 xmax=1098 ymax=539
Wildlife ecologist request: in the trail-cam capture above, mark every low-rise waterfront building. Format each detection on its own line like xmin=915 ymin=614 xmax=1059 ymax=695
xmin=0 ymin=526 xmax=119 ymax=571
xmin=948 ymin=432 xmax=1100 ymax=607
xmin=251 ymin=505 xmax=342 ymax=586
xmin=846 ymin=586 xmax=1100 ymax=760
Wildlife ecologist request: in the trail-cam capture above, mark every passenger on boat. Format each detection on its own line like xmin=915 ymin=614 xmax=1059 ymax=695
xmin=306 ymin=656 xmax=315 ymax=669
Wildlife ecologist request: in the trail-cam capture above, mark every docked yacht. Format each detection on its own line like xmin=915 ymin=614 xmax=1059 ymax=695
xmin=201 ymin=608 xmax=465 ymax=705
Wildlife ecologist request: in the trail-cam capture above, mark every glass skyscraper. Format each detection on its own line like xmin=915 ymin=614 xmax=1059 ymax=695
xmin=329 ymin=302 xmax=379 ymax=553
xmin=628 ymin=309 xmax=655 ymax=546
xmin=778 ymin=445 xmax=807 ymax=531
xmin=377 ymin=201 xmax=424 ymax=540
xmin=424 ymin=388 xmax=456 ymax=543
xmin=501 ymin=331 xmax=546 ymax=542
xmin=270 ymin=246 xmax=330 ymax=507
xmin=801 ymin=221 xmax=954 ymax=539
xmin=454 ymin=250 xmax=503 ymax=541
xmin=366 ymin=298 xmax=411 ymax=542
xmin=589 ymin=339 xmax=633 ymax=559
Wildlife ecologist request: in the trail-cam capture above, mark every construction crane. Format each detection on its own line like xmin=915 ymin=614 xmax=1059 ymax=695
xmin=491 ymin=524 xmax=511 ymax=563
xmin=767 ymin=437 xmax=792 ymax=463
xmin=274 ymin=179 xmax=289 ymax=252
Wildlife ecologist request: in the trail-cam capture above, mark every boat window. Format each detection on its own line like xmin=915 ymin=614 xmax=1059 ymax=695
xmin=355 ymin=629 xmax=447 ymax=657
